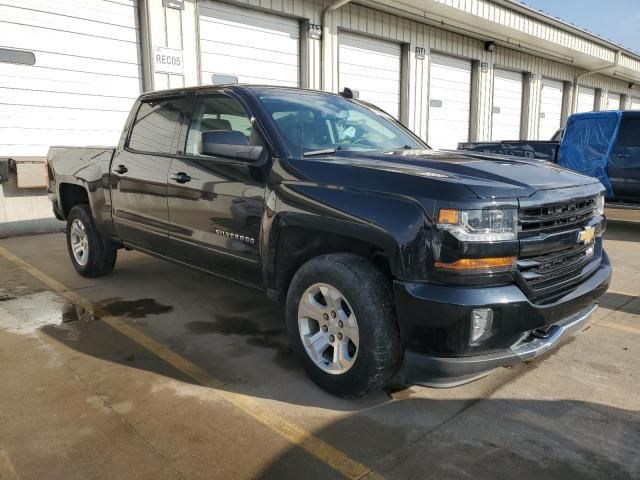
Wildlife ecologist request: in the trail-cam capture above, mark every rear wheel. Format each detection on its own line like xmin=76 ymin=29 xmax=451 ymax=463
xmin=66 ymin=205 xmax=117 ymax=278
xmin=286 ymin=253 xmax=402 ymax=398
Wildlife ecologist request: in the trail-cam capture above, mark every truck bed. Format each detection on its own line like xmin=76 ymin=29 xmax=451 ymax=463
xmin=457 ymin=141 xmax=559 ymax=162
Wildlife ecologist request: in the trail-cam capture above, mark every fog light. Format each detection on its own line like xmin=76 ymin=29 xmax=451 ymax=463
xmin=471 ymin=309 xmax=493 ymax=343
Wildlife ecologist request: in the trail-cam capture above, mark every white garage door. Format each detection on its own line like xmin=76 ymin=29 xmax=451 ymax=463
xmin=576 ymin=86 xmax=596 ymax=113
xmin=0 ymin=0 xmax=143 ymax=157
xmin=607 ymin=93 xmax=621 ymax=110
xmin=539 ymin=78 xmax=563 ymax=140
xmin=199 ymin=2 xmax=299 ymax=87
xmin=428 ymin=54 xmax=471 ymax=150
xmin=491 ymin=69 xmax=523 ymax=141
xmin=338 ymin=33 xmax=401 ymax=119
xmin=631 ymin=97 xmax=640 ymax=110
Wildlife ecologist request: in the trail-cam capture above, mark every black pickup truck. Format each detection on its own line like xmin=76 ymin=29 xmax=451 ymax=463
xmin=48 ymin=85 xmax=611 ymax=397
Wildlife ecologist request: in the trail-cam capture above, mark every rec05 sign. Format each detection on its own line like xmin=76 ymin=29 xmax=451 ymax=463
xmin=153 ymin=47 xmax=183 ymax=75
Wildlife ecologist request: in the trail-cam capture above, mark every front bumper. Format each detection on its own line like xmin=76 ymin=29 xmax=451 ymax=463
xmin=395 ymin=251 xmax=611 ymax=387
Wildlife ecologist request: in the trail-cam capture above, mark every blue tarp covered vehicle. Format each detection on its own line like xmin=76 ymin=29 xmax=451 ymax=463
xmin=558 ymin=111 xmax=640 ymax=202
xmin=459 ymin=111 xmax=640 ymax=203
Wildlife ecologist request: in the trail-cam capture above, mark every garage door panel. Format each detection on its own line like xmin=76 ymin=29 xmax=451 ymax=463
xmin=0 ymin=67 xmax=141 ymax=98
xmin=338 ymin=62 xmax=400 ymax=82
xmin=0 ymin=0 xmax=142 ymax=157
xmin=632 ymin=98 xmax=640 ymax=110
xmin=198 ymin=2 xmax=300 ymax=87
xmin=15 ymin=0 xmax=138 ymax=27
xmin=492 ymin=69 xmax=523 ymax=141
xmin=199 ymin=20 xmax=299 ymax=55
xmin=539 ymin=78 xmax=563 ymax=140
xmin=1 ymin=23 xmax=140 ymax=65
xmin=1 ymin=128 xmax=124 ymax=149
xmin=199 ymin=41 xmax=298 ymax=69
xmin=0 ymin=89 xmax=136 ymax=112
xmin=428 ymin=54 xmax=471 ymax=150
xmin=338 ymin=33 xmax=401 ymax=119
xmin=577 ymin=86 xmax=596 ymax=113
xmin=607 ymin=93 xmax=621 ymax=110
xmin=0 ymin=5 xmax=138 ymax=43
xmin=0 ymin=52 xmax=140 ymax=80
xmin=0 ymin=106 xmax=131 ymax=129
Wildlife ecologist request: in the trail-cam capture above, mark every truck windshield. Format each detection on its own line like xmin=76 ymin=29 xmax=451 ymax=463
xmin=258 ymin=92 xmax=425 ymax=157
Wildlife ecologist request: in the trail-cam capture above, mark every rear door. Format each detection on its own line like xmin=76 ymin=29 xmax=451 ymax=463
xmin=111 ymin=95 xmax=188 ymax=254
xmin=608 ymin=116 xmax=640 ymax=202
xmin=167 ymin=92 xmax=266 ymax=285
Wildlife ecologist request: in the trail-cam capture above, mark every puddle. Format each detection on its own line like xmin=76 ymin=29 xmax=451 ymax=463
xmin=186 ymin=315 xmax=295 ymax=369
xmin=0 ymin=291 xmax=70 ymax=334
xmin=98 ymin=298 xmax=173 ymax=319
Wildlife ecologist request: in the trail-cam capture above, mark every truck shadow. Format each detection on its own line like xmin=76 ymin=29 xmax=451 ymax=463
xmin=256 ymin=396 xmax=640 ymax=479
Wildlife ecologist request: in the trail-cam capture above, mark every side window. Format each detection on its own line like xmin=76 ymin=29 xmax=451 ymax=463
xmin=128 ymin=98 xmax=184 ymax=154
xmin=185 ymin=95 xmax=253 ymax=156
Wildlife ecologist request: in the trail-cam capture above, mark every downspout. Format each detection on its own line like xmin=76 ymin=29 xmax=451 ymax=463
xmin=321 ymin=0 xmax=353 ymax=91
xmin=571 ymin=51 xmax=621 ymax=113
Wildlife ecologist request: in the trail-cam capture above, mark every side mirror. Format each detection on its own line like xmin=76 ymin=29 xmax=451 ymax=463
xmin=200 ymin=130 xmax=265 ymax=164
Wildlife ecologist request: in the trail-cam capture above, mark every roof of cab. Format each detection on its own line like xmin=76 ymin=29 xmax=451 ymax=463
xmin=138 ymin=84 xmax=343 ymax=101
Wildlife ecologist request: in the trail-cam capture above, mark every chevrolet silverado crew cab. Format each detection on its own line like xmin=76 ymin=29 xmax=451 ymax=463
xmin=48 ymin=85 xmax=611 ymax=397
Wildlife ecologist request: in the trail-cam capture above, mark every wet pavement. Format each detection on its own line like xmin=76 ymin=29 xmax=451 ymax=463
xmin=0 ymin=221 xmax=639 ymax=479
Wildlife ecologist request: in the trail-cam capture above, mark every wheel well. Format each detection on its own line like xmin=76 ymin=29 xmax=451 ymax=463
xmin=274 ymin=226 xmax=393 ymax=301
xmin=59 ymin=183 xmax=89 ymax=218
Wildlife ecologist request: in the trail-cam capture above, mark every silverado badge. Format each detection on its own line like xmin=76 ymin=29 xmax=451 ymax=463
xmin=577 ymin=226 xmax=595 ymax=245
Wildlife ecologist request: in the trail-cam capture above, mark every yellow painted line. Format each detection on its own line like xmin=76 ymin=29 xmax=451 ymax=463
xmin=0 ymin=244 xmax=381 ymax=480
xmin=598 ymin=320 xmax=640 ymax=336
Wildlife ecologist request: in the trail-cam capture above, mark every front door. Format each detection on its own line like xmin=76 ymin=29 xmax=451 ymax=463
xmin=111 ymin=96 xmax=187 ymax=255
xmin=167 ymin=92 xmax=267 ymax=285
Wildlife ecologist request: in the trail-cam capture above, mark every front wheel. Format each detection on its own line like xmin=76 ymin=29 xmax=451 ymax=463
xmin=286 ymin=253 xmax=402 ymax=398
xmin=66 ymin=204 xmax=117 ymax=278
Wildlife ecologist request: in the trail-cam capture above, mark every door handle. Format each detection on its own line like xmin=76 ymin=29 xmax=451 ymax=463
xmin=114 ymin=165 xmax=128 ymax=175
xmin=170 ymin=172 xmax=191 ymax=184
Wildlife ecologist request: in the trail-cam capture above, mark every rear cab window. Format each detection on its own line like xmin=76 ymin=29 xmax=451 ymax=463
xmin=128 ymin=98 xmax=186 ymax=155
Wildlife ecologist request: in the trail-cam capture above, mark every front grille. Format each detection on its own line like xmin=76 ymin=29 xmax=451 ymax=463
xmin=519 ymin=196 xmax=597 ymax=238
xmin=517 ymin=244 xmax=596 ymax=299
xmin=517 ymin=195 xmax=600 ymax=300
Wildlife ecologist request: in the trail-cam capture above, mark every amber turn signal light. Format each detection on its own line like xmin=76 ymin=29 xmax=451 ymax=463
xmin=435 ymin=257 xmax=516 ymax=271
xmin=438 ymin=208 xmax=459 ymax=224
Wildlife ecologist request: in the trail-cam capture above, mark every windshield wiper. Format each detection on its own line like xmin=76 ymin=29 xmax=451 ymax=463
xmin=303 ymin=148 xmax=339 ymax=157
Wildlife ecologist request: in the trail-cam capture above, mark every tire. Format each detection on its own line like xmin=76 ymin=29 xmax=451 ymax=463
xmin=66 ymin=204 xmax=117 ymax=278
xmin=286 ymin=253 xmax=402 ymax=398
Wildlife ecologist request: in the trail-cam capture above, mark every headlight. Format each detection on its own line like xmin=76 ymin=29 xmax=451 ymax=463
xmin=438 ymin=208 xmax=518 ymax=242
xmin=595 ymin=195 xmax=605 ymax=216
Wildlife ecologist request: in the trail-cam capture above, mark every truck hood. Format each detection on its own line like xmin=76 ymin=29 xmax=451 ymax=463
xmin=293 ymin=149 xmax=600 ymax=199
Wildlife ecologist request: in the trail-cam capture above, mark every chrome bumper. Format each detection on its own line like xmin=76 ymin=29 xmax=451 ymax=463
xmin=510 ymin=304 xmax=598 ymax=361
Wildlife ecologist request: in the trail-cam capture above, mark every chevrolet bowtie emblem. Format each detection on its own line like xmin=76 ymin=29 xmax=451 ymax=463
xmin=577 ymin=226 xmax=595 ymax=244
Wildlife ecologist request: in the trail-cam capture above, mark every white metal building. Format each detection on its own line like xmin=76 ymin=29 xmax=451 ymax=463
xmin=2 ymin=0 xmax=640 ymax=229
